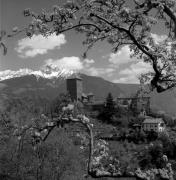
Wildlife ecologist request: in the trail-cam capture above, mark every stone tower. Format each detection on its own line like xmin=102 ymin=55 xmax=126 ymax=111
xmin=66 ymin=74 xmax=83 ymax=101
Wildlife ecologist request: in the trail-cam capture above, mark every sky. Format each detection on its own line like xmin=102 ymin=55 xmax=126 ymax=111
xmin=0 ymin=0 xmax=167 ymax=84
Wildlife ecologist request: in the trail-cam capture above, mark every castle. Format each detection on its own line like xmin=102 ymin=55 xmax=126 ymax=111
xmin=66 ymin=74 xmax=150 ymax=115
xmin=66 ymin=74 xmax=83 ymax=101
xmin=66 ymin=74 xmax=95 ymax=103
xmin=116 ymin=97 xmax=150 ymax=115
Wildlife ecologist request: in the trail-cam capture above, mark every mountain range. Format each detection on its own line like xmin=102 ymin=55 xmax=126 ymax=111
xmin=0 ymin=73 xmax=175 ymax=116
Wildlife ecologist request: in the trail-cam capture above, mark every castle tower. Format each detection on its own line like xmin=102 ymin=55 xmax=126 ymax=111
xmin=66 ymin=74 xmax=83 ymax=101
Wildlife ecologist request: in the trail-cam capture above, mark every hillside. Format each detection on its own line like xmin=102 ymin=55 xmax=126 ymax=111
xmin=0 ymin=74 xmax=175 ymax=115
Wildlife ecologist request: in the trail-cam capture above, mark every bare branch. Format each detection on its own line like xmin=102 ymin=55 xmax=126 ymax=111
xmin=58 ymin=23 xmax=101 ymax=34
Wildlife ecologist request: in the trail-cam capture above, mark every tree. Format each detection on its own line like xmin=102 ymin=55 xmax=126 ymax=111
xmin=3 ymin=0 xmax=176 ymax=179
xmin=0 ymin=99 xmax=85 ymax=180
xmin=99 ymin=93 xmax=115 ymax=123
xmin=15 ymin=0 xmax=176 ymax=93
xmin=12 ymin=104 xmax=174 ymax=179
xmin=48 ymin=93 xmax=72 ymax=117
xmin=0 ymin=95 xmax=173 ymax=179
xmin=105 ymin=93 xmax=115 ymax=120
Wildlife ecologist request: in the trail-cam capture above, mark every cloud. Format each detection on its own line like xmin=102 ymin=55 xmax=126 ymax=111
xmin=85 ymin=67 xmax=115 ymax=77
xmin=119 ymin=62 xmax=151 ymax=76
xmin=113 ymin=61 xmax=152 ymax=84
xmin=151 ymin=33 xmax=167 ymax=44
xmin=44 ymin=57 xmax=97 ymax=74
xmin=0 ymin=59 xmax=151 ymax=83
xmin=108 ymin=44 xmax=155 ymax=83
xmin=15 ymin=33 xmax=66 ymax=58
xmin=44 ymin=56 xmax=115 ymax=77
xmin=84 ymin=59 xmax=95 ymax=64
xmin=113 ymin=76 xmax=140 ymax=84
xmin=84 ymin=59 xmax=95 ymax=68
xmin=0 ymin=57 xmax=97 ymax=81
xmin=44 ymin=56 xmax=84 ymax=72
xmin=108 ymin=46 xmax=136 ymax=67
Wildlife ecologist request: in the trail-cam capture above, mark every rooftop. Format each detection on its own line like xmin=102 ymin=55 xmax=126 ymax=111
xmin=87 ymin=92 xmax=94 ymax=96
xmin=67 ymin=73 xmax=82 ymax=80
xmin=143 ymin=117 xmax=164 ymax=124
xmin=82 ymin=93 xmax=87 ymax=98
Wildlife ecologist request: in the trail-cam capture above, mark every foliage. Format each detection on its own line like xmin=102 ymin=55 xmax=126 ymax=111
xmin=118 ymin=128 xmax=147 ymax=144
xmin=135 ymin=163 xmax=174 ymax=180
xmin=98 ymin=93 xmax=116 ymax=123
xmin=17 ymin=0 xmax=176 ymax=93
xmin=47 ymin=93 xmax=72 ymax=117
xmin=0 ymin=94 xmax=176 ymax=179
xmin=146 ymin=130 xmax=158 ymax=142
xmin=138 ymin=142 xmax=166 ymax=169
xmin=0 ymin=97 xmax=86 ymax=180
xmin=109 ymin=141 xmax=139 ymax=173
xmin=0 ymin=128 xmax=85 ymax=180
xmin=3 ymin=3 xmax=176 ymax=177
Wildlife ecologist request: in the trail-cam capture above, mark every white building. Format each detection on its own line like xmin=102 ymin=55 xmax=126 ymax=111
xmin=143 ymin=117 xmax=165 ymax=132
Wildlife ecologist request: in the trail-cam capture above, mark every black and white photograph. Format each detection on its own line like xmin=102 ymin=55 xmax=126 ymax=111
xmin=0 ymin=0 xmax=176 ymax=179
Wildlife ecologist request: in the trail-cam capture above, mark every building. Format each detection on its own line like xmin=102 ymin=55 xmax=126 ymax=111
xmin=66 ymin=74 xmax=96 ymax=104
xmin=143 ymin=117 xmax=165 ymax=132
xmin=66 ymin=74 xmax=83 ymax=101
xmin=85 ymin=100 xmax=105 ymax=111
xmin=116 ymin=97 xmax=150 ymax=115
xmin=87 ymin=92 xmax=94 ymax=103
xmin=66 ymin=75 xmax=150 ymax=115
xmin=81 ymin=92 xmax=95 ymax=103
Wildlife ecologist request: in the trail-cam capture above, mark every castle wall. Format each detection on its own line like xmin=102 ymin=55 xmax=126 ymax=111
xmin=76 ymin=79 xmax=83 ymax=100
xmin=117 ymin=97 xmax=151 ymax=115
xmin=66 ymin=78 xmax=83 ymax=101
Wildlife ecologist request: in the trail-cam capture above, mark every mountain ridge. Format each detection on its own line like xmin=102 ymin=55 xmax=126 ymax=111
xmin=0 ymin=73 xmax=175 ymax=116
xmin=0 ymin=66 xmax=75 ymax=81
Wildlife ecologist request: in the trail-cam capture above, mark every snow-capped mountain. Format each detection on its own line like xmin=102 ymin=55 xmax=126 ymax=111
xmin=0 ymin=66 xmax=75 ymax=81
xmin=0 ymin=71 xmax=176 ymax=116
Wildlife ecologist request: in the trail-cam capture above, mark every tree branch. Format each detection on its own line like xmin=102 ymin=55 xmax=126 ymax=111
xmin=91 ymin=13 xmax=155 ymax=61
xmin=57 ymin=23 xmax=101 ymax=34
xmin=134 ymin=0 xmax=176 ymax=37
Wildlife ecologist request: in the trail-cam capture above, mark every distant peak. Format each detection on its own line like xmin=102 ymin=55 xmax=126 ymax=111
xmin=0 ymin=66 xmax=76 ymax=81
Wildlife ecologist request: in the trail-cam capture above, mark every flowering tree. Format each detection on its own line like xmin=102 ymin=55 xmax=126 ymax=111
xmin=17 ymin=0 xmax=176 ymax=93
xmin=3 ymin=0 xmax=176 ymax=178
xmin=13 ymin=104 xmax=174 ymax=179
